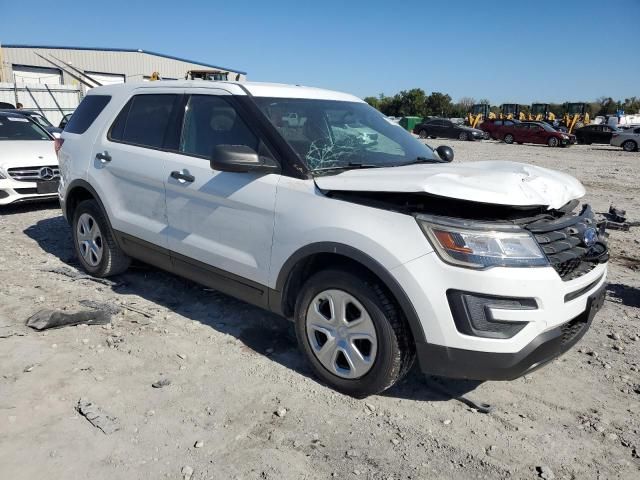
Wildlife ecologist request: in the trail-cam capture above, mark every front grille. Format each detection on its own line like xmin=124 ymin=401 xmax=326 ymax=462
xmin=560 ymin=315 xmax=588 ymax=346
xmin=524 ymin=204 xmax=607 ymax=281
xmin=8 ymin=165 xmax=60 ymax=182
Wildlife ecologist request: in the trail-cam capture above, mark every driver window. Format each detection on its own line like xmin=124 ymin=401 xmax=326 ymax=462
xmin=180 ymin=95 xmax=258 ymax=158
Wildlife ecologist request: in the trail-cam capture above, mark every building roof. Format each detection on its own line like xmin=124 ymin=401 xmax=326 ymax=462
xmin=1 ymin=44 xmax=246 ymax=75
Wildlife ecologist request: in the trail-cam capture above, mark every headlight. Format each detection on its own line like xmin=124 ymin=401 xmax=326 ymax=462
xmin=416 ymin=216 xmax=548 ymax=269
xmin=561 ymin=134 xmax=569 ymax=139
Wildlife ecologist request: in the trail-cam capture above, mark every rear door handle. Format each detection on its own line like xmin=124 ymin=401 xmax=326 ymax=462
xmin=96 ymin=151 xmax=111 ymax=163
xmin=170 ymin=170 xmax=195 ymax=183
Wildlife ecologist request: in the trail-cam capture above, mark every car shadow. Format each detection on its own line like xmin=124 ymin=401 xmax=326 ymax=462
xmin=24 ymin=214 xmax=481 ymax=403
xmin=606 ymin=283 xmax=640 ymax=308
xmin=0 ymin=200 xmax=60 ymax=217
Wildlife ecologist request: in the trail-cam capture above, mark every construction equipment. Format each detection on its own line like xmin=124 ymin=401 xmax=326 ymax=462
xmin=562 ymin=102 xmax=590 ymax=133
xmin=466 ymin=103 xmax=494 ymax=128
xmin=185 ymin=69 xmax=229 ymax=81
xmin=529 ymin=103 xmax=556 ymax=122
xmin=500 ymin=104 xmax=526 ymax=121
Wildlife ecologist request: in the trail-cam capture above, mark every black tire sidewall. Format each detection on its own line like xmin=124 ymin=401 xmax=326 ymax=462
xmin=72 ymin=200 xmax=113 ymax=276
xmin=294 ymin=270 xmax=404 ymax=398
xmin=548 ymin=137 xmax=559 ymax=147
xmin=504 ymin=134 xmax=514 ymax=144
xmin=623 ymin=140 xmax=637 ymax=152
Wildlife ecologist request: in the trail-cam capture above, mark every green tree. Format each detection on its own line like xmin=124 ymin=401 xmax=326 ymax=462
xmin=424 ymin=92 xmax=453 ymax=117
xmin=363 ymin=96 xmax=379 ymax=109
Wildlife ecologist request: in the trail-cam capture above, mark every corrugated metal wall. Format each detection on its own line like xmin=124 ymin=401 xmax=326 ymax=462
xmin=0 ymin=82 xmax=81 ymax=125
xmin=0 ymin=46 xmax=247 ymax=86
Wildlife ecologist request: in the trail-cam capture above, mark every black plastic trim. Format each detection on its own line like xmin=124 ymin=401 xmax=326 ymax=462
xmin=564 ymin=275 xmax=603 ymax=303
xmin=416 ymin=284 xmax=606 ymax=380
xmin=273 ymin=242 xmax=426 ymax=343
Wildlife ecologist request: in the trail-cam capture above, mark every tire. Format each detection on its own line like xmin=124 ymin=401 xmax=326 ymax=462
xmin=418 ymin=130 xmax=428 ymax=139
xmin=547 ymin=137 xmax=559 ymax=147
xmin=429 ymin=135 xmax=437 ymax=139
xmin=458 ymin=131 xmax=468 ymax=141
xmin=72 ymin=199 xmax=130 ymax=277
xmin=622 ymin=140 xmax=638 ymax=152
xmin=504 ymin=134 xmax=514 ymax=144
xmin=294 ymin=269 xmax=415 ymax=398
xmin=516 ymin=142 xmax=524 ymax=145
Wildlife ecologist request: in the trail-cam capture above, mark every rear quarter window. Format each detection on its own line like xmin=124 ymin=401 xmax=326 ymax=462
xmin=65 ymin=95 xmax=111 ymax=134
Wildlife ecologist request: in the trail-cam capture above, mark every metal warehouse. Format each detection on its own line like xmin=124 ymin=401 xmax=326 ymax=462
xmin=0 ymin=44 xmax=247 ymax=124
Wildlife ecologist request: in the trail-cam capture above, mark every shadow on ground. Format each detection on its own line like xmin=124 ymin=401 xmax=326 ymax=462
xmin=606 ymin=283 xmax=640 ymax=308
xmin=24 ymin=214 xmax=481 ymax=403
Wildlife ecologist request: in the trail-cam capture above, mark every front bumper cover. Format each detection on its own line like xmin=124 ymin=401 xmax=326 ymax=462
xmin=416 ymin=283 xmax=606 ymax=380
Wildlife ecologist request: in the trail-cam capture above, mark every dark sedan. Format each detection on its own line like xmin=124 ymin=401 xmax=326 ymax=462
xmin=413 ymin=118 xmax=487 ymax=141
xmin=574 ymin=124 xmax=620 ymax=145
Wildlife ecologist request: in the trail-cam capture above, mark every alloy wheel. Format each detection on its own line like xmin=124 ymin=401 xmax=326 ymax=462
xmin=305 ymin=289 xmax=378 ymax=379
xmin=76 ymin=213 xmax=104 ymax=267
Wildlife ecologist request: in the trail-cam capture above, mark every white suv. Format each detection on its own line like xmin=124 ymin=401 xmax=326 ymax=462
xmin=57 ymin=81 xmax=609 ymax=397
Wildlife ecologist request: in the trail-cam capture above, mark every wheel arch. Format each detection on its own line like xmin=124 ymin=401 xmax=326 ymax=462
xmin=271 ymin=242 xmax=426 ymax=344
xmin=63 ymin=180 xmax=117 ymax=240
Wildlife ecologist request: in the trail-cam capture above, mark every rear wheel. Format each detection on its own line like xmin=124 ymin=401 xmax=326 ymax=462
xmin=622 ymin=140 xmax=638 ymax=152
xmin=458 ymin=131 xmax=468 ymax=141
xmin=418 ymin=130 xmax=428 ymax=139
xmin=72 ymin=200 xmax=130 ymax=277
xmin=504 ymin=134 xmax=514 ymax=144
xmin=295 ymin=269 xmax=415 ymax=398
xmin=547 ymin=137 xmax=559 ymax=147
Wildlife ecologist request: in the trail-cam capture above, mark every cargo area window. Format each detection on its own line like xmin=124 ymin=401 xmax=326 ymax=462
xmin=65 ymin=95 xmax=111 ymax=134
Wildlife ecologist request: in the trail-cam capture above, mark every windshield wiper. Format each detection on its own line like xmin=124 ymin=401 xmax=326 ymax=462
xmin=400 ymin=156 xmax=436 ymax=166
xmin=312 ymin=162 xmax=380 ymax=173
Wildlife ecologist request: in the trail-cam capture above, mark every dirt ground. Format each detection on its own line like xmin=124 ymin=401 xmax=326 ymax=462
xmin=1 ymin=141 xmax=638 ymax=480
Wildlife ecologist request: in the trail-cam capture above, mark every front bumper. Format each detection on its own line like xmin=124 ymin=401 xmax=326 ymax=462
xmin=415 ymin=283 xmax=606 ymax=380
xmin=0 ymin=178 xmax=59 ymax=206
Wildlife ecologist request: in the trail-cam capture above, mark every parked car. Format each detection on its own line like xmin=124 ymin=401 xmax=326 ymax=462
xmin=413 ymin=118 xmax=487 ymax=141
xmin=574 ymin=124 xmax=620 ymax=145
xmin=0 ymin=111 xmax=59 ymax=205
xmin=58 ymin=82 xmax=608 ymax=398
xmin=610 ymin=126 xmax=640 ymax=152
xmin=500 ymin=121 xmax=575 ymax=147
xmin=0 ymin=109 xmax=62 ymax=138
xmin=479 ymin=118 xmax=520 ymax=140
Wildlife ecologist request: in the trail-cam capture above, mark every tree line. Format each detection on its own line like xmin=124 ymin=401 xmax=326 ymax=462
xmin=364 ymin=89 xmax=640 ymax=119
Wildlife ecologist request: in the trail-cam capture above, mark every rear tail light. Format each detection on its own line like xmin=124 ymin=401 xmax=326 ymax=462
xmin=54 ymin=137 xmax=64 ymax=155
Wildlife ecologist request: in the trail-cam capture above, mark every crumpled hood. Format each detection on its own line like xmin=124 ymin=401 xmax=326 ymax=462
xmin=314 ymin=161 xmax=586 ymax=210
xmin=0 ymin=141 xmax=57 ymax=171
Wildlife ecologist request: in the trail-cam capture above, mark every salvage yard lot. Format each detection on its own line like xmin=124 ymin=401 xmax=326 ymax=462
xmin=1 ymin=141 xmax=639 ymax=480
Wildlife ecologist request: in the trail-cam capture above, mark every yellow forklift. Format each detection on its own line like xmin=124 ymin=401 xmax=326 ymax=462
xmin=185 ymin=69 xmax=230 ymax=81
xmin=562 ymin=102 xmax=590 ymax=133
xmin=500 ymin=104 xmax=526 ymax=121
xmin=466 ymin=103 xmax=495 ymax=128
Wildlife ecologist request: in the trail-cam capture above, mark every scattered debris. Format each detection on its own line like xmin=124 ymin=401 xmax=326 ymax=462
xmin=152 ymin=378 xmax=171 ymax=389
xmin=23 ymin=364 xmax=36 ymax=372
xmin=443 ymin=419 xmax=452 ymax=425
xmin=42 ymin=266 xmax=121 ymax=287
xmin=177 ymin=353 xmax=187 ymax=360
xmin=26 ymin=309 xmax=111 ymax=331
xmin=194 ymin=440 xmax=204 ymax=448
xmin=76 ymin=398 xmax=120 ymax=434
xmin=536 ymin=465 xmax=555 ymax=480
xmin=120 ymin=303 xmax=154 ymax=318
xmin=181 ymin=465 xmax=194 ymax=480
xmin=274 ymin=408 xmax=287 ymax=418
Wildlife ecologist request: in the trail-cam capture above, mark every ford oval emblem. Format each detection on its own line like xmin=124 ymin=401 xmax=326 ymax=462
xmin=583 ymin=227 xmax=598 ymax=247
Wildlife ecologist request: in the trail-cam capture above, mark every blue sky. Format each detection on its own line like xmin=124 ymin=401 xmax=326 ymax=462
xmin=1 ymin=0 xmax=638 ymax=104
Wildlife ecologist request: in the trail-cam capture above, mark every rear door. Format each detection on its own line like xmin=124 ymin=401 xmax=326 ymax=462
xmin=163 ymin=89 xmax=280 ymax=289
xmin=441 ymin=120 xmax=456 ymax=138
xmin=88 ymin=88 xmax=180 ymax=260
xmin=528 ymin=124 xmax=546 ymax=143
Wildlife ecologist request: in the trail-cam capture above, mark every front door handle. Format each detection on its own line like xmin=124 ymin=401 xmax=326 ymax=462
xmin=170 ymin=170 xmax=195 ymax=183
xmin=96 ymin=151 xmax=111 ymax=163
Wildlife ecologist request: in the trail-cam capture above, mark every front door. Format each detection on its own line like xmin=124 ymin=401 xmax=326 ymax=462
xmin=163 ymin=89 xmax=280 ymax=293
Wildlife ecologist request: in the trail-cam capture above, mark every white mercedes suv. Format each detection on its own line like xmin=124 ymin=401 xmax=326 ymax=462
xmin=57 ymin=81 xmax=608 ymax=397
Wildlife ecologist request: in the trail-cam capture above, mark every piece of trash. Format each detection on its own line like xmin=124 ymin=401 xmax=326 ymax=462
xmin=26 ymin=309 xmax=111 ymax=331
xmin=608 ymin=205 xmax=626 ymax=223
xmin=76 ymin=398 xmax=120 ymax=434
xmin=152 ymin=378 xmax=171 ymax=388
xmin=42 ymin=266 xmax=121 ymax=287
xmin=120 ymin=303 xmax=154 ymax=318
xmin=79 ymin=300 xmax=122 ymax=316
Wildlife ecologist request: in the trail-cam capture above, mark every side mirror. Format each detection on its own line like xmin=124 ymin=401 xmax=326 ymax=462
xmin=435 ymin=145 xmax=454 ymax=162
xmin=211 ymin=145 xmax=279 ymax=173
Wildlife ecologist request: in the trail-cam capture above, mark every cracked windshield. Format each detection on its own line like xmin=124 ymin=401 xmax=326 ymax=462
xmin=254 ymin=98 xmax=436 ymax=172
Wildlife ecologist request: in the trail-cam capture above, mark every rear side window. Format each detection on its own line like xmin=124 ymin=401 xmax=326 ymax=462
xmin=109 ymin=94 xmax=178 ymax=149
xmin=65 ymin=95 xmax=111 ymax=134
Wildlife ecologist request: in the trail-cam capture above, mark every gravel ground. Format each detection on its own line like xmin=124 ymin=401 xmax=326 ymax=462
xmin=0 ymin=141 xmax=638 ymax=480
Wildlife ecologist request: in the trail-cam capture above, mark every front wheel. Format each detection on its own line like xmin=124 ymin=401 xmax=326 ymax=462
xmin=622 ymin=140 xmax=638 ymax=152
xmin=504 ymin=134 xmax=514 ymax=144
xmin=547 ymin=137 xmax=559 ymax=147
xmin=72 ymin=199 xmax=130 ymax=277
xmin=295 ymin=269 xmax=415 ymax=398
xmin=458 ymin=131 xmax=468 ymax=141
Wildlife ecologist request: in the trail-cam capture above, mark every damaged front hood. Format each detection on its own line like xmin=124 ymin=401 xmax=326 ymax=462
xmin=314 ymin=161 xmax=585 ymax=210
